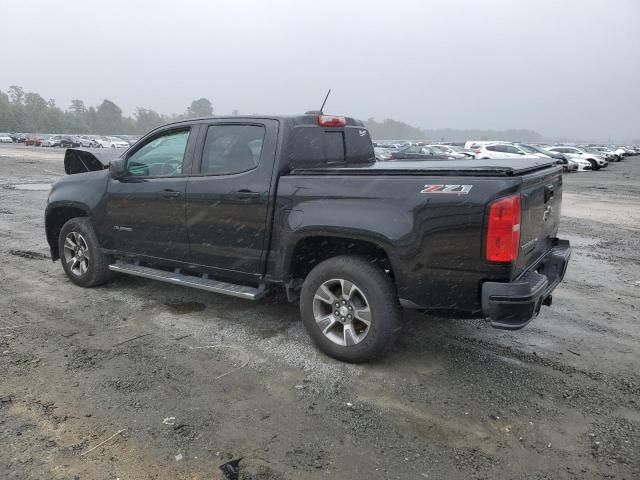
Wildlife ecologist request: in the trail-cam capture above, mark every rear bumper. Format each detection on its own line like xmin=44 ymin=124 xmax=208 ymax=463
xmin=482 ymin=239 xmax=571 ymax=330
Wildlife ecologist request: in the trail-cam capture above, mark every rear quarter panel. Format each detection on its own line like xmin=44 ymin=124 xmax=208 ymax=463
xmin=269 ymin=174 xmax=522 ymax=312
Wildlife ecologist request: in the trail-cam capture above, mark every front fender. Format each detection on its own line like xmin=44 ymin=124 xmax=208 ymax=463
xmin=45 ymin=170 xmax=110 ymax=258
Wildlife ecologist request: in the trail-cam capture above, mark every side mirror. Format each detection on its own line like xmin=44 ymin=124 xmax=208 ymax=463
xmin=109 ymin=158 xmax=126 ymax=179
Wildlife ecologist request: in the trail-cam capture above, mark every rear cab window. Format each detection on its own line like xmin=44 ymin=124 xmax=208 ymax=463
xmin=287 ymin=122 xmax=374 ymax=168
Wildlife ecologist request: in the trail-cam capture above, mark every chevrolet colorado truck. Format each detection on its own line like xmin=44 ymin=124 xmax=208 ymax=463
xmin=45 ymin=114 xmax=571 ymax=362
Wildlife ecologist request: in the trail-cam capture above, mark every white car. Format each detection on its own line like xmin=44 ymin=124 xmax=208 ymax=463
xmin=570 ymin=157 xmax=593 ymax=171
xmin=475 ymin=143 xmax=542 ymax=160
xmin=0 ymin=133 xmax=14 ymax=143
xmin=426 ymin=144 xmax=474 ymax=159
xmin=95 ymin=136 xmax=129 ymax=148
xmin=464 ymin=140 xmax=508 ymax=151
xmin=589 ymin=146 xmax=620 ymax=161
xmin=43 ymin=135 xmax=62 ymax=147
xmin=547 ymin=146 xmax=608 ymax=170
xmin=78 ymin=135 xmax=100 ymax=148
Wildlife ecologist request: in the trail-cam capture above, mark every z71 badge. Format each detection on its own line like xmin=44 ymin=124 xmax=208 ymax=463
xmin=420 ymin=184 xmax=473 ymax=194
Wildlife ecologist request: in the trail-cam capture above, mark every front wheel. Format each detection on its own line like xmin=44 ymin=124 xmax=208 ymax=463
xmin=300 ymin=256 xmax=402 ymax=362
xmin=58 ymin=217 xmax=112 ymax=287
xmin=588 ymin=159 xmax=600 ymax=170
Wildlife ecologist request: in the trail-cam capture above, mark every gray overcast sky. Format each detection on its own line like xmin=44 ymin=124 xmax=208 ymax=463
xmin=2 ymin=0 xmax=639 ymax=140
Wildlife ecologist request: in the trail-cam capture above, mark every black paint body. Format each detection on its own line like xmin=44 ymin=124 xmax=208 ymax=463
xmin=46 ymin=115 xmax=568 ymax=318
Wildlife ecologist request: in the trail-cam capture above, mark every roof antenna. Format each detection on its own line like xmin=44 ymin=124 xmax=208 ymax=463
xmin=319 ymin=89 xmax=331 ymax=114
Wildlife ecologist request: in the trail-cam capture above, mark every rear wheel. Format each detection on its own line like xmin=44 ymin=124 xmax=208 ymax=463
xmin=300 ymin=256 xmax=402 ymax=362
xmin=58 ymin=218 xmax=112 ymax=287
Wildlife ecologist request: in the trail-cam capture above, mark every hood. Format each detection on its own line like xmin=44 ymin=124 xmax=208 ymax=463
xmin=64 ymin=148 xmax=121 ymax=174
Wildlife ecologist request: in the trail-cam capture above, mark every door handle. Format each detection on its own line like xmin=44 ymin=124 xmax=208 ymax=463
xmin=160 ymin=189 xmax=182 ymax=198
xmin=231 ymin=189 xmax=261 ymax=199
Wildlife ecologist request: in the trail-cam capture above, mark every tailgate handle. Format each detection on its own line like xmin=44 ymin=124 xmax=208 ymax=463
xmin=544 ymin=184 xmax=554 ymax=203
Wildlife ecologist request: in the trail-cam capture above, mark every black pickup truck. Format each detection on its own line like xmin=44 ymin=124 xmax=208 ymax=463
xmin=45 ymin=114 xmax=571 ymax=362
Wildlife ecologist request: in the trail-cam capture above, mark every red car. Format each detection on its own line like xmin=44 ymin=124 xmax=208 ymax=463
xmin=25 ymin=135 xmax=43 ymax=146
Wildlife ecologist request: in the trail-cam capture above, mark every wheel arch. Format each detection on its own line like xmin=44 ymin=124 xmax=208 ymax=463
xmin=45 ymin=203 xmax=92 ymax=261
xmin=286 ymin=234 xmax=397 ymax=287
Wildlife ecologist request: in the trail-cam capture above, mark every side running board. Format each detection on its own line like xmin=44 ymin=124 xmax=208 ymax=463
xmin=108 ymin=261 xmax=266 ymax=300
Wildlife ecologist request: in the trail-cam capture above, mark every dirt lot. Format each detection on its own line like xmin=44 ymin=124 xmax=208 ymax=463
xmin=1 ymin=144 xmax=639 ymax=480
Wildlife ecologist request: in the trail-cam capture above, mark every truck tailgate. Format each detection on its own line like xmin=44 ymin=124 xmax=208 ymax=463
xmin=514 ymin=167 xmax=563 ymax=278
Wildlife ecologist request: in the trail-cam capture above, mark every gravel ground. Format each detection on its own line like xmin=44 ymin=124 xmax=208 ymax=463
xmin=1 ymin=144 xmax=639 ymax=480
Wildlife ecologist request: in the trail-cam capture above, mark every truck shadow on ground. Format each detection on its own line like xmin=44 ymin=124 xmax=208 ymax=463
xmin=105 ymin=272 xmax=495 ymax=368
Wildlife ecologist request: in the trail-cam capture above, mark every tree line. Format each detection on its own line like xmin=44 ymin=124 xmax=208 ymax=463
xmin=0 ymin=85 xmax=544 ymax=142
xmin=0 ymin=85 xmax=214 ymax=135
xmin=364 ymin=118 xmax=543 ymax=143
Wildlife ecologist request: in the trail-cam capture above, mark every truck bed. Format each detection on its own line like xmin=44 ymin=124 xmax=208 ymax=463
xmin=291 ymin=158 xmax=560 ymax=177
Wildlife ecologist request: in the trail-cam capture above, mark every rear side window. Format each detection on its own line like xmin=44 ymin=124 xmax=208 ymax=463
xmin=487 ymin=145 xmax=503 ymax=152
xmin=201 ymin=124 xmax=265 ymax=175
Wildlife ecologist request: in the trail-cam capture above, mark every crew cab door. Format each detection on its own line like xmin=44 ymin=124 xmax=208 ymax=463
xmin=105 ymin=125 xmax=197 ymax=259
xmin=185 ymin=119 xmax=278 ymax=281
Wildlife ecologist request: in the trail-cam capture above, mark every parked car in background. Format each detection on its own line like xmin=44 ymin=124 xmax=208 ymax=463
xmin=24 ymin=135 xmax=43 ymax=146
xmin=374 ymin=146 xmax=396 ymax=161
xmin=95 ymin=136 xmax=130 ymax=148
xmin=621 ymin=147 xmax=636 ymax=156
xmin=59 ymin=136 xmax=81 ymax=148
xmin=0 ymin=133 xmax=14 ymax=143
xmin=589 ymin=146 xmax=621 ymax=161
xmin=426 ymin=144 xmax=471 ymax=159
xmin=547 ymin=146 xmax=607 ymax=170
xmin=41 ymin=136 xmax=58 ymax=147
xmin=78 ymin=135 xmax=98 ymax=148
xmin=116 ymin=134 xmax=142 ymax=146
xmin=514 ymin=143 xmax=578 ymax=172
xmin=475 ymin=143 xmax=536 ymax=159
xmin=9 ymin=133 xmax=27 ymax=143
xmin=441 ymin=144 xmax=476 ymax=158
xmin=382 ymin=145 xmax=456 ymax=161
xmin=582 ymin=146 xmax=617 ymax=162
xmin=464 ymin=140 xmax=507 ymax=151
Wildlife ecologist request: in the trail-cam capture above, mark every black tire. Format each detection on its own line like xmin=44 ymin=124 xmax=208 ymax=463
xmin=300 ymin=256 xmax=402 ymax=362
xmin=588 ymin=159 xmax=599 ymax=170
xmin=58 ymin=217 xmax=112 ymax=287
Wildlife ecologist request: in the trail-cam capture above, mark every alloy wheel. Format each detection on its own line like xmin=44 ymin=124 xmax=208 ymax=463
xmin=312 ymin=278 xmax=372 ymax=346
xmin=63 ymin=231 xmax=90 ymax=277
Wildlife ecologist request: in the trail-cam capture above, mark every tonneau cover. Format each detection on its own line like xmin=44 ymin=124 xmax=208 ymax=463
xmin=291 ymin=157 xmax=560 ymax=177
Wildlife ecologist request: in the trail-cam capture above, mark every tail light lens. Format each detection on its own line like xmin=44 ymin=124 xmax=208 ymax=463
xmin=317 ymin=115 xmax=346 ymax=127
xmin=486 ymin=194 xmax=521 ymax=262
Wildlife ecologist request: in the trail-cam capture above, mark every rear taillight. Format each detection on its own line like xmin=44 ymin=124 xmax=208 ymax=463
xmin=317 ymin=115 xmax=346 ymax=127
xmin=486 ymin=194 xmax=521 ymax=262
